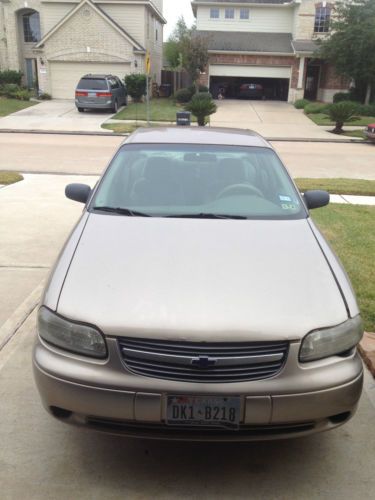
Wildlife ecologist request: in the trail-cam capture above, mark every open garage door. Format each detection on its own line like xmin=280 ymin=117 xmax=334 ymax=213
xmin=209 ymin=64 xmax=291 ymax=101
xmin=49 ymin=61 xmax=131 ymax=99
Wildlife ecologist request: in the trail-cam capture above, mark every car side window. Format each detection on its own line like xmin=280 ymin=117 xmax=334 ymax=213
xmin=109 ymin=78 xmax=119 ymax=89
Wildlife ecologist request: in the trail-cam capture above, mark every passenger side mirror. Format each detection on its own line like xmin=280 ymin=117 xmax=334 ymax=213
xmin=303 ymin=190 xmax=330 ymax=210
xmin=65 ymin=183 xmax=91 ymax=204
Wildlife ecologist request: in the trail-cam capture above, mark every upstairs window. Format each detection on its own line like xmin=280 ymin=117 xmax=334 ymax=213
xmin=240 ymin=8 xmax=250 ymax=20
xmin=314 ymin=6 xmax=331 ymax=33
xmin=225 ymin=8 xmax=235 ymax=19
xmin=22 ymin=12 xmax=41 ymax=43
xmin=210 ymin=8 xmax=220 ymax=19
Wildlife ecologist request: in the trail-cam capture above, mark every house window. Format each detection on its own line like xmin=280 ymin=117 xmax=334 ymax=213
xmin=314 ymin=6 xmax=331 ymax=33
xmin=240 ymin=8 xmax=250 ymax=20
xmin=225 ymin=8 xmax=235 ymax=19
xmin=22 ymin=12 xmax=41 ymax=43
xmin=210 ymin=8 xmax=219 ymax=19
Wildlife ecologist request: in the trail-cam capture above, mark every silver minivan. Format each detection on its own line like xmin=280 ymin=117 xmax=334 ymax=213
xmin=75 ymin=74 xmax=127 ymax=113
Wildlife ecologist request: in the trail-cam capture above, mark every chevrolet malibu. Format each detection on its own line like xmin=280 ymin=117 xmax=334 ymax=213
xmin=33 ymin=127 xmax=363 ymax=440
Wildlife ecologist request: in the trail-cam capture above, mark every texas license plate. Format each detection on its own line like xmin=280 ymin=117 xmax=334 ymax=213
xmin=88 ymin=92 xmax=97 ymax=97
xmin=166 ymin=395 xmax=240 ymax=428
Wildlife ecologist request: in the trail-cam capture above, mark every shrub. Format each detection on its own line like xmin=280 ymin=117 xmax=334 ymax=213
xmin=14 ymin=89 xmax=31 ymax=101
xmin=326 ymin=101 xmax=359 ymax=134
xmin=124 ymin=73 xmax=147 ymax=102
xmin=333 ymin=92 xmax=352 ymax=103
xmin=198 ymin=84 xmax=209 ymax=93
xmin=356 ymin=104 xmax=375 ymax=116
xmin=294 ymin=99 xmax=310 ymax=109
xmin=39 ymin=92 xmax=52 ymax=100
xmin=175 ymin=87 xmax=194 ymax=104
xmin=0 ymin=70 xmax=23 ymax=86
xmin=1 ymin=83 xmax=21 ymax=98
xmin=304 ymin=102 xmax=330 ymax=114
xmin=185 ymin=92 xmax=217 ymax=126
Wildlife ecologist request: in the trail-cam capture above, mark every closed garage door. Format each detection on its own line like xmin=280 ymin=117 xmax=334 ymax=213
xmin=49 ymin=61 xmax=131 ymax=99
xmin=209 ymin=65 xmax=291 ymax=101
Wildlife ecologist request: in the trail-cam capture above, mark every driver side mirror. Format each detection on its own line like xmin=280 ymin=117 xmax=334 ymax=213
xmin=65 ymin=183 xmax=91 ymax=204
xmin=303 ymin=190 xmax=330 ymax=210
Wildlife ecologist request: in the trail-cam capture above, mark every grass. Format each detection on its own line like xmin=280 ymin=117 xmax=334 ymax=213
xmin=306 ymin=113 xmax=375 ymax=127
xmin=0 ymin=171 xmax=23 ymax=185
xmin=101 ymin=123 xmax=140 ymax=134
xmin=113 ymin=97 xmax=196 ymax=122
xmin=341 ymin=130 xmax=367 ymax=139
xmin=0 ymin=97 xmax=37 ymax=117
xmin=311 ymin=204 xmax=375 ymax=332
xmin=295 ymin=178 xmax=375 ymax=196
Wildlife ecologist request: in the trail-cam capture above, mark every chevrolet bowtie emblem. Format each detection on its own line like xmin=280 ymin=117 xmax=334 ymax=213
xmin=190 ymin=356 xmax=218 ymax=369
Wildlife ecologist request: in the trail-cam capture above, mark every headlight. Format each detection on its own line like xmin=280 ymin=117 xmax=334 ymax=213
xmin=299 ymin=316 xmax=363 ymax=362
xmin=38 ymin=307 xmax=107 ymax=359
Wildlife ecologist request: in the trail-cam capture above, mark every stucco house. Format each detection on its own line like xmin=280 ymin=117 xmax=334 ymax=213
xmin=192 ymin=0 xmax=348 ymax=102
xmin=0 ymin=0 xmax=165 ymax=98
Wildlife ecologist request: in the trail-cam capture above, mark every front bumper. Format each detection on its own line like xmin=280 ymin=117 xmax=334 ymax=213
xmin=33 ymin=337 xmax=363 ymax=441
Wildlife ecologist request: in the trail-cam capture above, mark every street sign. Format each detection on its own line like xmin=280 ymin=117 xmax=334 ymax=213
xmin=146 ymin=52 xmax=151 ymax=75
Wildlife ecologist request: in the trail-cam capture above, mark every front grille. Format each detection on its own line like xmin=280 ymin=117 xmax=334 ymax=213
xmin=118 ymin=338 xmax=289 ymax=383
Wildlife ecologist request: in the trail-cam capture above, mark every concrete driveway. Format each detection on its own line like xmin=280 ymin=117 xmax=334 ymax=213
xmin=0 ymin=100 xmax=115 ymax=133
xmin=210 ymin=100 xmax=347 ymax=140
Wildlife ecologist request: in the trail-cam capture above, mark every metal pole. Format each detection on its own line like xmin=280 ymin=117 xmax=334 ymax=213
xmin=146 ymin=75 xmax=150 ymax=126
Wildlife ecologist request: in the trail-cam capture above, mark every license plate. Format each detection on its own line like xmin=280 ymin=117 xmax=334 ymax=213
xmin=167 ymin=395 xmax=240 ymax=428
xmin=88 ymin=92 xmax=97 ymax=97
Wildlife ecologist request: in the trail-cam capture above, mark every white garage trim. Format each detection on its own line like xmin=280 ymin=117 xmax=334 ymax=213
xmin=209 ymin=64 xmax=291 ymax=79
xmin=49 ymin=61 xmax=131 ymax=99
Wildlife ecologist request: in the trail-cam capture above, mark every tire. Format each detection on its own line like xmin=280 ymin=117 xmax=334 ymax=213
xmin=77 ymin=107 xmax=84 ymax=113
xmin=124 ymin=96 xmax=128 ymax=106
xmin=112 ymin=99 xmax=119 ymax=113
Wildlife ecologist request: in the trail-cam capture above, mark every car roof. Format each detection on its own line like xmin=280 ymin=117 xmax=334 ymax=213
xmin=80 ymin=74 xmax=115 ymax=79
xmin=123 ymin=127 xmax=271 ymax=148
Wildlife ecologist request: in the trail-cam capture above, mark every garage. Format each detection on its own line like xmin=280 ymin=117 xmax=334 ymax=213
xmin=49 ymin=61 xmax=131 ymax=99
xmin=209 ymin=64 xmax=291 ymax=101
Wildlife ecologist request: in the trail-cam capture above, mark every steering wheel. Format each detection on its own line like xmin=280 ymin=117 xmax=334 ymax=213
xmin=217 ymin=183 xmax=263 ymax=199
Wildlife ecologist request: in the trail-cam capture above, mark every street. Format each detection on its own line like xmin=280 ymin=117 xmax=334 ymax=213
xmin=0 ymin=132 xmax=374 ymax=178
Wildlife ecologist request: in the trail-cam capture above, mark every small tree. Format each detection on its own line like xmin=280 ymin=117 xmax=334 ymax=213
xmin=124 ymin=74 xmax=147 ymax=102
xmin=182 ymin=35 xmax=209 ymax=88
xmin=317 ymin=0 xmax=375 ymax=105
xmin=326 ymin=101 xmax=358 ymax=134
xmin=185 ymin=92 xmax=217 ymax=126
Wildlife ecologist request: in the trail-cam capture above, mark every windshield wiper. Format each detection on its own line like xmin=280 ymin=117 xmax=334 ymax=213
xmin=165 ymin=213 xmax=247 ymax=220
xmin=92 ymin=206 xmax=151 ymax=217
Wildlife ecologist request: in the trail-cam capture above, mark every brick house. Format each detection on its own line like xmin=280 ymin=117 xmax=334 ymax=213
xmin=0 ymin=0 xmax=165 ymax=98
xmin=192 ymin=0 xmax=348 ymax=102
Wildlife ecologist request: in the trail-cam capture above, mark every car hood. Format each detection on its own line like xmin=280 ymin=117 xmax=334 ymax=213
xmin=57 ymin=215 xmax=348 ymax=341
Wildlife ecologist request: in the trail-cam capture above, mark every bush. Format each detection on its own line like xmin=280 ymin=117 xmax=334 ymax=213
xmin=304 ymin=102 xmax=330 ymax=114
xmin=294 ymin=99 xmax=310 ymax=109
xmin=14 ymin=89 xmax=31 ymax=101
xmin=326 ymin=101 xmax=359 ymax=134
xmin=0 ymin=70 xmax=23 ymax=86
xmin=175 ymin=87 xmax=194 ymax=104
xmin=185 ymin=92 xmax=217 ymax=126
xmin=0 ymin=83 xmax=21 ymax=98
xmin=333 ymin=92 xmax=352 ymax=103
xmin=124 ymin=73 xmax=146 ymax=102
xmin=198 ymin=84 xmax=209 ymax=93
xmin=39 ymin=92 xmax=52 ymax=100
xmin=356 ymin=104 xmax=375 ymax=116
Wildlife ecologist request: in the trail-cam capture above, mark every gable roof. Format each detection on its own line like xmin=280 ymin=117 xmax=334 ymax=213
xmin=195 ymin=30 xmax=294 ymax=54
xmin=36 ymin=0 xmax=145 ymax=52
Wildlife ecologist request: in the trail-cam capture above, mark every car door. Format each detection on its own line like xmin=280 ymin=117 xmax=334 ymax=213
xmin=115 ymin=77 xmax=126 ymax=104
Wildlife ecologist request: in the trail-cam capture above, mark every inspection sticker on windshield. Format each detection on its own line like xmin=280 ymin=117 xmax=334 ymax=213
xmin=166 ymin=395 xmax=240 ymax=429
xmin=279 ymin=195 xmax=292 ymax=202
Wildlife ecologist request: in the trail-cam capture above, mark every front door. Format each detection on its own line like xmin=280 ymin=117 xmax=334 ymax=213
xmin=304 ymin=64 xmax=321 ymax=101
xmin=25 ymin=58 xmax=38 ymax=89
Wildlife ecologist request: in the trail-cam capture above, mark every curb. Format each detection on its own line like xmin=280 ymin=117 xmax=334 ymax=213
xmin=0 ymin=282 xmax=44 ymax=351
xmin=0 ymin=128 xmax=369 ymax=143
xmin=359 ymin=333 xmax=375 ymax=377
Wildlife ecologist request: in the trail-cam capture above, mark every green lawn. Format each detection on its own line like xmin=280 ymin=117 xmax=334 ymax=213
xmin=0 ymin=97 xmax=37 ymax=117
xmin=101 ymin=123 xmax=140 ymax=134
xmin=306 ymin=113 xmax=375 ymax=127
xmin=295 ymin=178 xmax=375 ymax=196
xmin=0 ymin=171 xmax=23 ymax=184
xmin=312 ymin=204 xmax=375 ymax=332
xmin=113 ymin=97 xmax=196 ymax=122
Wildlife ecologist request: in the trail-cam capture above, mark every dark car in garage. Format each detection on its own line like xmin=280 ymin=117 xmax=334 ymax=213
xmin=237 ymin=83 xmax=264 ymax=99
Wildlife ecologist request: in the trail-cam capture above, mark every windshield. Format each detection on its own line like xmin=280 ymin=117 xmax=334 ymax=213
xmin=90 ymin=144 xmax=306 ymax=220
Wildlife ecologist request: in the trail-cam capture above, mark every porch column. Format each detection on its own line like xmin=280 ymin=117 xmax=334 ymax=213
xmin=297 ymin=56 xmax=306 ymax=89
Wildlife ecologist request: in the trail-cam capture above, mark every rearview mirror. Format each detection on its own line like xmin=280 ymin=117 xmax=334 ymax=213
xmin=303 ymin=190 xmax=330 ymax=210
xmin=65 ymin=183 xmax=91 ymax=204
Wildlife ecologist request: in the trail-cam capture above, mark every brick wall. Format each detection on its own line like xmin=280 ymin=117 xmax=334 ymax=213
xmin=319 ymin=62 xmax=348 ymax=90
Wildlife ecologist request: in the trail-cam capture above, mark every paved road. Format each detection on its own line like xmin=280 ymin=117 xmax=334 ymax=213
xmin=1 ymin=310 xmax=375 ymax=499
xmin=1 ymin=132 xmax=374 ymax=179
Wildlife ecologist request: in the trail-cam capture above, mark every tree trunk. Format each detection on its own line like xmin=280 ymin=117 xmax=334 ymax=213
xmin=333 ymin=121 xmax=344 ymax=134
xmin=365 ymin=82 xmax=372 ymax=105
xmin=197 ymin=115 xmax=205 ymax=126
